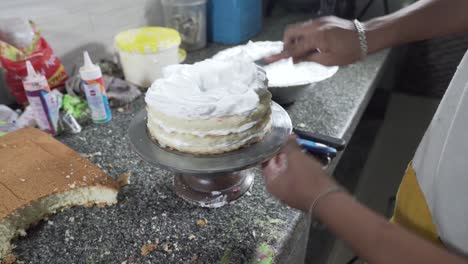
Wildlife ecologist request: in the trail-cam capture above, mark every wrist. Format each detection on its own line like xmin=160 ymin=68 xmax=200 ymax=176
xmin=287 ymin=146 xmax=340 ymax=212
xmin=312 ymin=189 xmax=348 ymax=222
xmin=362 ymin=16 xmax=399 ymax=54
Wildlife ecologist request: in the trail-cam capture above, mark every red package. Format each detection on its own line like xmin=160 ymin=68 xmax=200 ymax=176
xmin=0 ymin=21 xmax=68 ymax=104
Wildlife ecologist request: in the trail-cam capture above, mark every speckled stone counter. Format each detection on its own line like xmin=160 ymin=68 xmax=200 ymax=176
xmin=11 ymin=12 xmax=391 ymax=264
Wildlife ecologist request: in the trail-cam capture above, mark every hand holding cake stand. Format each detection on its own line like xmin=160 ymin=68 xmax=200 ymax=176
xmin=128 ymin=102 xmax=292 ymax=208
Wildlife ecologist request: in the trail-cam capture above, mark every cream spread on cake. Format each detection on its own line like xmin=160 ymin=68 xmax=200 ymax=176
xmin=146 ymin=59 xmax=267 ymax=119
xmin=145 ymin=59 xmax=272 ymax=154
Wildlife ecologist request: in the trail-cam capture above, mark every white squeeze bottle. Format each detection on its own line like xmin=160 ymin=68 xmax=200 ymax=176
xmin=22 ymin=61 xmax=57 ymax=134
xmin=79 ymin=51 xmax=112 ymax=123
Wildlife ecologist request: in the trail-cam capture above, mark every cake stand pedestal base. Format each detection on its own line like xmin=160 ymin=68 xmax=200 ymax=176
xmin=173 ymin=169 xmax=255 ymax=208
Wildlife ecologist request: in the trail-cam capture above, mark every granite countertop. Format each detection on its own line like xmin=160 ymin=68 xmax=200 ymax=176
xmin=12 ymin=11 xmax=391 ymax=264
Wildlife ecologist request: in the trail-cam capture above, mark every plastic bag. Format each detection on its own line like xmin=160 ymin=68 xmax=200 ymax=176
xmin=0 ymin=18 xmax=34 ymax=49
xmin=16 ymin=105 xmax=36 ymax=129
xmin=0 ymin=104 xmax=18 ymax=124
xmin=0 ymin=20 xmax=68 ymax=104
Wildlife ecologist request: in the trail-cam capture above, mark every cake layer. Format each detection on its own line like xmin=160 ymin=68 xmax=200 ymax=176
xmin=148 ymin=113 xmax=272 ymax=154
xmin=147 ymin=91 xmax=271 ymax=136
xmin=0 ymin=186 xmax=118 ymax=259
xmin=0 ymin=128 xmax=119 ymax=260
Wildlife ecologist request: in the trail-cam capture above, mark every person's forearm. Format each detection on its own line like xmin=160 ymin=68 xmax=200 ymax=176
xmin=314 ymin=191 xmax=468 ymax=264
xmin=363 ymin=0 xmax=468 ymax=53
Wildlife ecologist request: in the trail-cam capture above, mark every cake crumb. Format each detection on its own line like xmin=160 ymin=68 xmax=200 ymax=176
xmin=188 ymin=234 xmax=196 ymax=241
xmin=196 ymin=218 xmax=208 ymax=229
xmin=140 ymin=243 xmax=158 ymax=256
xmin=162 ymin=243 xmax=173 ymax=254
xmin=107 ymin=163 xmax=114 ymax=169
xmin=19 ymin=178 xmax=26 ymax=182
xmin=297 ymin=123 xmax=306 ymax=128
xmin=117 ymin=172 xmax=132 ymax=187
xmin=18 ymin=229 xmax=27 ymax=237
xmin=117 ymin=107 xmax=124 ymax=113
xmin=81 ymin=152 xmax=102 ymax=158
xmin=2 ymin=253 xmax=16 ymax=264
xmin=65 ymin=175 xmax=70 ymax=179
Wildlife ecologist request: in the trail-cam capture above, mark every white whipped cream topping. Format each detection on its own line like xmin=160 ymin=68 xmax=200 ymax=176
xmin=213 ymin=41 xmax=339 ymax=87
xmin=145 ymin=59 xmax=267 ymax=120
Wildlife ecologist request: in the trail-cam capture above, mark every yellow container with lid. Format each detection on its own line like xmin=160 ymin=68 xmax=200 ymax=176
xmin=115 ymin=27 xmax=186 ymax=88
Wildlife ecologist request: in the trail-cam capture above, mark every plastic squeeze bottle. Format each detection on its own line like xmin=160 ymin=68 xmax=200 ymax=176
xmin=79 ymin=51 xmax=112 ymax=123
xmin=22 ymin=61 xmax=57 ymax=134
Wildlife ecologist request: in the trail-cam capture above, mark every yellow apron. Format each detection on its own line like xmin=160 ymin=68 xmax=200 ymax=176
xmin=391 ymin=163 xmax=441 ymax=246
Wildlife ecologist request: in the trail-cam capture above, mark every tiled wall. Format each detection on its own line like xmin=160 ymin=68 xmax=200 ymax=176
xmin=0 ymin=0 xmax=165 ymax=72
xmin=0 ymin=0 xmax=165 ymax=104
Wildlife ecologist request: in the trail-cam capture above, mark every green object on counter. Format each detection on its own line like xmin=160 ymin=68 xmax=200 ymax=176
xmin=220 ymin=249 xmax=232 ymax=264
xmin=251 ymin=243 xmax=275 ymax=264
xmin=0 ymin=121 xmax=12 ymax=136
xmin=62 ymin=95 xmax=90 ymax=119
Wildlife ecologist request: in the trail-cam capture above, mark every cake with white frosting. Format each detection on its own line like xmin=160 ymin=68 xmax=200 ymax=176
xmin=145 ymin=59 xmax=272 ymax=154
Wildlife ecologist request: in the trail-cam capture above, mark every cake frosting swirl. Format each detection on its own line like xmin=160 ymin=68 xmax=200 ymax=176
xmin=145 ymin=59 xmax=268 ymax=119
xmin=145 ymin=59 xmax=272 ymax=154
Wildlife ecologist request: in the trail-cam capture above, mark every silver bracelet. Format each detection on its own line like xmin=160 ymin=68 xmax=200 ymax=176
xmin=353 ymin=19 xmax=368 ymax=59
xmin=309 ymin=186 xmax=346 ymax=221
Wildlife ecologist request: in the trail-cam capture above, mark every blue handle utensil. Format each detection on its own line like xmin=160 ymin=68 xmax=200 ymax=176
xmin=296 ymin=138 xmax=338 ymax=158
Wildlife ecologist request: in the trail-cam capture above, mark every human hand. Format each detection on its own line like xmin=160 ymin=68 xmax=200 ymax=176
xmin=262 ymin=135 xmax=337 ymax=212
xmin=265 ymin=16 xmax=362 ymax=66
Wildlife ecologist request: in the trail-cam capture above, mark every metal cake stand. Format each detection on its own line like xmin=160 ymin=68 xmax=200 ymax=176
xmin=128 ymin=102 xmax=292 ymax=208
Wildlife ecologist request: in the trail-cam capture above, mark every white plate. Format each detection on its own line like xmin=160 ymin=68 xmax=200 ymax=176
xmin=213 ymin=41 xmax=339 ymax=87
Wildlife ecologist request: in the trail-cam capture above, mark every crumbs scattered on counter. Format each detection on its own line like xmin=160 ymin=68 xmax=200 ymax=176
xmin=18 ymin=230 xmax=27 ymax=237
xmin=196 ymin=218 xmax=208 ymax=229
xmin=80 ymin=152 xmax=102 ymax=159
xmin=162 ymin=243 xmax=173 ymax=254
xmin=117 ymin=171 xmax=132 ymax=187
xmin=140 ymin=243 xmax=158 ymax=257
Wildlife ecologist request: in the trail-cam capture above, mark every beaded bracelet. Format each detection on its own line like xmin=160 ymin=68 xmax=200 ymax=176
xmin=353 ymin=19 xmax=368 ymax=59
